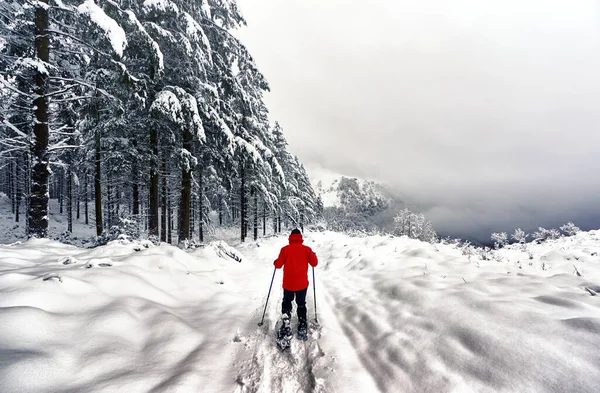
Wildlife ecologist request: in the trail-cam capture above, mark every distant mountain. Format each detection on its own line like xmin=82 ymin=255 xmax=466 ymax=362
xmin=314 ymin=176 xmax=391 ymax=208
xmin=308 ymin=167 xmax=391 ymax=206
xmin=308 ymin=168 xmax=402 ymax=232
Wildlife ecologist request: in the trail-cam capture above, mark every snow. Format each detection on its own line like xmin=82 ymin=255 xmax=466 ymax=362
xmin=15 ymin=58 xmax=51 ymax=76
xmin=231 ymin=56 xmax=241 ymax=77
xmin=201 ymin=0 xmax=212 ymax=19
xmin=308 ymin=167 xmax=348 ymax=207
xmin=236 ymin=136 xmax=263 ymax=163
xmin=2 ymin=119 xmax=28 ymax=138
xmin=209 ymin=109 xmax=235 ymax=154
xmin=125 ymin=10 xmax=164 ymax=73
xmin=150 ymin=90 xmax=182 ymax=123
xmin=1 ymin=205 xmax=600 ymax=392
xmin=78 ymin=0 xmax=127 ymax=58
xmin=183 ymin=12 xmax=212 ymax=62
xmin=142 ymin=0 xmax=180 ymax=14
xmin=33 ymin=0 xmax=50 ymax=11
xmin=177 ymin=88 xmax=205 ymax=141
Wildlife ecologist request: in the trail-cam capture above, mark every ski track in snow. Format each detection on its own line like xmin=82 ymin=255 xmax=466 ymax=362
xmin=233 ymin=279 xmax=327 ymax=393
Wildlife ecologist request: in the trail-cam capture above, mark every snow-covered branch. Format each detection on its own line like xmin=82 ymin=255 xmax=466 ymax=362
xmin=2 ymin=120 xmax=29 ymax=139
xmin=0 ymin=79 xmax=31 ymax=98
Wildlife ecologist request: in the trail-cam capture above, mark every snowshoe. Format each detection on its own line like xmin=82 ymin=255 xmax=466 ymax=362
xmin=297 ymin=319 xmax=308 ymax=341
xmin=276 ymin=314 xmax=292 ymax=351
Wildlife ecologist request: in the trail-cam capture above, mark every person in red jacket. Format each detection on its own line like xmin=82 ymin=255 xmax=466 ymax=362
xmin=274 ymin=228 xmax=318 ymax=331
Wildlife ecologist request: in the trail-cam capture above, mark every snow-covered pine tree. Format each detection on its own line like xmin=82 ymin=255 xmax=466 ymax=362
xmin=392 ymin=209 xmax=436 ymax=242
xmin=150 ymin=87 xmax=204 ymax=243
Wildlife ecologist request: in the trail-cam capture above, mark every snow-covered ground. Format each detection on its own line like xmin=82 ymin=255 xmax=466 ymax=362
xmin=1 ymin=224 xmax=600 ymax=392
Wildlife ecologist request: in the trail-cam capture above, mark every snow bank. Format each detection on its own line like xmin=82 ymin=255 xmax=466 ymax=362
xmin=0 ymin=238 xmax=250 ymax=392
xmin=307 ymin=231 xmax=600 ymax=393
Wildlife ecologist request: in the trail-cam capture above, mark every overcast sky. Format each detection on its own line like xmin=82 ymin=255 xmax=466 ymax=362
xmin=235 ymin=0 xmax=600 ymax=241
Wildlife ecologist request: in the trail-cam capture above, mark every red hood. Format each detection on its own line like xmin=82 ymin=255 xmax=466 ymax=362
xmin=288 ymin=233 xmax=304 ymax=244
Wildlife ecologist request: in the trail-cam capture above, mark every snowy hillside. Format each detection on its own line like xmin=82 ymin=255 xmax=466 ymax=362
xmin=1 ymin=229 xmax=600 ymax=392
xmin=310 ymin=168 xmax=392 ymax=209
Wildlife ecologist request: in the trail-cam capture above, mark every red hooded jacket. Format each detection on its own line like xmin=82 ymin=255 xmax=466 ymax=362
xmin=274 ymin=233 xmax=318 ymax=291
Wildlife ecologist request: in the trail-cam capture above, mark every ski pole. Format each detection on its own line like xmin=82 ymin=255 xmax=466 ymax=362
xmin=312 ymin=266 xmax=318 ymax=323
xmin=258 ymin=267 xmax=277 ymax=327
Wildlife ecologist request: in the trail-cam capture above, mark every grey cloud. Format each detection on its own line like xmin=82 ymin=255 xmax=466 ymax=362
xmin=236 ymin=0 xmax=600 ymax=240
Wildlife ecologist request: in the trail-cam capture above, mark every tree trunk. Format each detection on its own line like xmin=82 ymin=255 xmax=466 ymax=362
xmin=94 ymin=127 xmax=103 ymax=236
xmin=168 ymin=198 xmax=172 ymax=244
xmin=28 ymin=1 xmax=51 ymax=238
xmin=149 ymin=127 xmax=159 ymax=237
xmin=10 ymin=160 xmax=14 ymax=214
xmin=198 ymin=170 xmax=203 ymax=243
xmin=179 ymin=165 xmax=192 ymax=243
xmin=263 ymin=202 xmax=266 ymax=237
xmin=15 ymin=157 xmax=21 ymax=223
xmin=59 ymin=171 xmax=63 ymax=214
xmin=84 ymin=171 xmax=89 ymax=225
xmin=178 ymin=127 xmax=193 ymax=244
xmin=115 ymin=184 xmax=120 ymax=220
xmin=190 ymin=198 xmax=195 ymax=238
xmin=67 ymin=165 xmax=72 ymax=232
xmin=76 ymin=175 xmax=80 ymax=220
xmin=218 ymin=195 xmax=223 ymax=226
xmin=253 ymin=187 xmax=258 ymax=241
xmin=240 ymin=163 xmax=246 ymax=242
xmin=132 ymin=161 xmax=140 ymax=216
xmin=160 ymin=155 xmax=167 ymax=242
xmin=24 ymin=151 xmax=30 ymax=235
xmin=106 ymin=170 xmax=112 ymax=226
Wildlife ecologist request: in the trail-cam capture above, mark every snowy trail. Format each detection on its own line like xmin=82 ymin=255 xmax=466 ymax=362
xmin=232 ymin=237 xmax=385 ymax=393
xmin=232 ymin=245 xmax=328 ymax=393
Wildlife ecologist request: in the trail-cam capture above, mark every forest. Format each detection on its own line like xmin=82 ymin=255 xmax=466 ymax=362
xmin=0 ymin=0 xmax=322 ymax=245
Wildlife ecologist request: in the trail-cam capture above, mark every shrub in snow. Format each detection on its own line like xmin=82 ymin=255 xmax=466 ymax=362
xmin=511 ymin=228 xmax=528 ymax=244
xmin=560 ymin=222 xmax=580 ymax=236
xmin=147 ymin=235 xmax=160 ymax=246
xmin=93 ymin=218 xmax=141 ymax=247
xmin=548 ymin=228 xmax=561 ymax=239
xmin=210 ymin=240 xmax=243 ymax=262
xmin=179 ymin=239 xmax=206 ymax=249
xmin=532 ymin=227 xmax=561 ymax=243
xmin=307 ymin=223 xmax=326 ymax=232
xmin=460 ymin=241 xmax=478 ymax=261
xmin=491 ymin=232 xmax=508 ymax=249
xmin=53 ymin=231 xmax=85 ymax=247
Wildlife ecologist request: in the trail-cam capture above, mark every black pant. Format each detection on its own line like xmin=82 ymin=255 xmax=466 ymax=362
xmin=282 ymin=288 xmax=308 ymax=322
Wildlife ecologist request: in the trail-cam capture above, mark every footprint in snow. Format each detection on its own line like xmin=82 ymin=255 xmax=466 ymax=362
xmin=42 ymin=273 xmax=62 ymax=283
xmin=85 ymin=259 xmax=114 ymax=268
xmin=59 ymin=256 xmax=78 ymax=265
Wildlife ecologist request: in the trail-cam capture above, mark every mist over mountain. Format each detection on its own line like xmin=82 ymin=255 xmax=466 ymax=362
xmin=312 ymin=170 xmax=406 ymax=233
